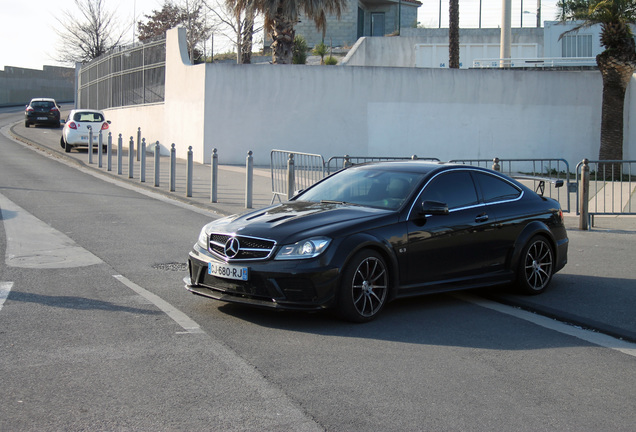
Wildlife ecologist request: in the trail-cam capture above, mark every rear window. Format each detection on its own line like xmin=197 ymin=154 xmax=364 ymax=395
xmin=73 ymin=112 xmax=104 ymax=122
xmin=32 ymin=101 xmax=55 ymax=108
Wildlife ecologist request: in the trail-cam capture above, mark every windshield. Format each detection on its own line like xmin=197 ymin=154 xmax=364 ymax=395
xmin=297 ymin=167 xmax=424 ymax=210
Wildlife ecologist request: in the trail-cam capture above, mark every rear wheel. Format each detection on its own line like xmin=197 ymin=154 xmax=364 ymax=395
xmin=337 ymin=250 xmax=389 ymax=323
xmin=64 ymin=140 xmax=72 ymax=153
xmin=516 ymin=236 xmax=554 ymax=295
xmin=24 ymin=121 xmax=29 ymax=128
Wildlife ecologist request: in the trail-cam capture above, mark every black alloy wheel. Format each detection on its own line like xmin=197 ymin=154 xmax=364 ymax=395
xmin=517 ymin=236 xmax=554 ymax=294
xmin=338 ymin=250 xmax=389 ymax=322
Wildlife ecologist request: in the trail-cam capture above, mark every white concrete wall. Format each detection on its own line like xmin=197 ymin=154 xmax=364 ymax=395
xmin=102 ymin=27 xmax=636 ymax=169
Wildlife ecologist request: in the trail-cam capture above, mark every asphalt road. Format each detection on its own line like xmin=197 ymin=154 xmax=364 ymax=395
xmin=1 ymin=106 xmax=635 ymax=431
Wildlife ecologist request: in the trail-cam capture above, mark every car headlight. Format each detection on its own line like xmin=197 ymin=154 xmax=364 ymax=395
xmin=197 ymin=226 xmax=209 ymax=249
xmin=275 ymin=237 xmax=331 ymax=260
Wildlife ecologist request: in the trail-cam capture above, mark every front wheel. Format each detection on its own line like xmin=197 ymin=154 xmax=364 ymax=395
xmin=516 ymin=236 xmax=554 ymax=295
xmin=337 ymin=250 xmax=389 ymax=323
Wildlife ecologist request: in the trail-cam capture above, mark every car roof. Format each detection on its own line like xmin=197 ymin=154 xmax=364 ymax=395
xmin=69 ymin=109 xmax=104 ymax=115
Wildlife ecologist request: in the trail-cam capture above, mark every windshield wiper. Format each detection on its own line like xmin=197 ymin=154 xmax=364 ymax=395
xmin=320 ymin=200 xmax=348 ymax=205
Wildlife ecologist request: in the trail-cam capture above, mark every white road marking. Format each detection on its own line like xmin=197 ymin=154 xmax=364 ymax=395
xmin=0 ymin=281 xmax=13 ymax=312
xmin=113 ymin=274 xmax=204 ymax=334
xmin=0 ymin=192 xmax=102 ymax=268
xmin=455 ymin=293 xmax=636 ymax=358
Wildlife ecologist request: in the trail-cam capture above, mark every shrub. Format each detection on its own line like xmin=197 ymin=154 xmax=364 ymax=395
xmin=325 ymin=56 xmax=339 ymax=65
xmin=293 ymin=36 xmax=308 ymax=64
xmin=312 ymin=42 xmax=328 ymax=64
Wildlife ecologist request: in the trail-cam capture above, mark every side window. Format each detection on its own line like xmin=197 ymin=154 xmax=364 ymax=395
xmin=474 ymin=172 xmax=521 ymax=203
xmin=420 ymin=171 xmax=479 ymax=210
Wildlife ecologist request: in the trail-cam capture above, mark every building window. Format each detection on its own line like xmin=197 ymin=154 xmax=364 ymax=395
xmin=562 ymin=34 xmax=592 ymax=57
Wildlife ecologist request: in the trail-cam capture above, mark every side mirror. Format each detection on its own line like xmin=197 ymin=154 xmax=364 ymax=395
xmin=421 ymin=200 xmax=449 ymax=216
xmin=107 ymin=120 xmax=112 ymax=124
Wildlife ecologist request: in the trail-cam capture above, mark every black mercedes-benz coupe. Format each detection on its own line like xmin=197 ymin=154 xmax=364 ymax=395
xmin=185 ymin=161 xmax=568 ymax=322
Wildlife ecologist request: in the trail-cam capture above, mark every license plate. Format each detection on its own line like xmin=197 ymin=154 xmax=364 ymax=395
xmin=208 ymin=262 xmax=248 ymax=281
xmin=37 ymin=117 xmax=47 ymax=120
xmin=80 ymin=136 xmax=88 ymax=141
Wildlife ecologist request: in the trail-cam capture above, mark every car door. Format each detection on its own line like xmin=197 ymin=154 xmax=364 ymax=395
xmin=472 ymin=171 xmax=525 ymax=272
xmin=403 ymin=170 xmax=500 ymax=291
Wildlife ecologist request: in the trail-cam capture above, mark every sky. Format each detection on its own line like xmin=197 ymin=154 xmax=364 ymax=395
xmin=0 ymin=0 xmax=561 ymax=71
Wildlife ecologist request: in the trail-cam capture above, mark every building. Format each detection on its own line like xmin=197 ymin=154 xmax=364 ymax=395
xmin=265 ymin=0 xmax=422 ymax=49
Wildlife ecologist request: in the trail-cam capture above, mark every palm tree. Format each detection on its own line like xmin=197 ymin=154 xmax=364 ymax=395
xmin=558 ymin=0 xmax=636 ymax=171
xmin=449 ymin=0 xmax=460 ymax=69
xmin=229 ymin=0 xmax=346 ymax=64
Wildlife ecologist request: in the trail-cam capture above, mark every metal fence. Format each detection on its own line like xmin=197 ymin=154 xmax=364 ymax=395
xmin=271 ymin=150 xmax=325 ymax=203
xmin=576 ymin=159 xmax=636 ymax=228
xmin=449 ymin=158 xmax=574 ymax=213
xmin=78 ymin=38 xmax=166 ymax=110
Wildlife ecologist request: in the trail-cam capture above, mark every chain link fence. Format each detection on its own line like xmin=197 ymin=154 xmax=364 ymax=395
xmin=78 ymin=38 xmax=166 ymax=110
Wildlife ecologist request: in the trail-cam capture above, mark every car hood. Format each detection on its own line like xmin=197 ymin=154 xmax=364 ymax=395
xmin=206 ymin=201 xmax=396 ymax=242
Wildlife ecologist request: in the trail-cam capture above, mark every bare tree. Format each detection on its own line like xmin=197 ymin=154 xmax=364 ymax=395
xmin=204 ymin=0 xmax=263 ymax=64
xmin=55 ymin=0 xmax=129 ymax=64
xmin=138 ymin=0 xmax=213 ymax=62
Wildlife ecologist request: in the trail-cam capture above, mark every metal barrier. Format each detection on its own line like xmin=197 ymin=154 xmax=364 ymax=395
xmin=271 ymin=150 xmax=325 ymax=203
xmin=325 ymin=155 xmax=439 ymax=175
xmin=449 ymin=158 xmax=574 ymax=213
xmin=576 ymin=159 xmax=636 ymax=228
xmin=78 ymin=38 xmax=166 ymax=110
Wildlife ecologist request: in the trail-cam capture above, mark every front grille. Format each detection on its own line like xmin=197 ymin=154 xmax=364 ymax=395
xmin=208 ymin=233 xmax=276 ymax=261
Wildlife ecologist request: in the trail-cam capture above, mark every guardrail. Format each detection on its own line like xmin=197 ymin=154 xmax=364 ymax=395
xmin=472 ymin=57 xmax=596 ymax=68
xmin=449 ymin=158 xmax=574 ymax=213
xmin=576 ymin=159 xmax=636 ymax=229
xmin=271 ymin=150 xmax=325 ymax=203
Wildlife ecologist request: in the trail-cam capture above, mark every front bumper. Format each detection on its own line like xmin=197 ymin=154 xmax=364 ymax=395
xmin=185 ymin=245 xmax=340 ymax=311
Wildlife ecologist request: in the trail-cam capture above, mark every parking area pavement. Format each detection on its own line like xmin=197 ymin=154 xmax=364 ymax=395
xmin=8 ymin=119 xmax=636 ymax=342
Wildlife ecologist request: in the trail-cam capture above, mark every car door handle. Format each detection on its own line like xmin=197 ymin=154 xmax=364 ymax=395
xmin=475 ymin=214 xmax=489 ymax=223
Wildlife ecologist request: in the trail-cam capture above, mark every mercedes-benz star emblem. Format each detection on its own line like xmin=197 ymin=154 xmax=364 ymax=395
xmin=224 ymin=237 xmax=241 ymax=258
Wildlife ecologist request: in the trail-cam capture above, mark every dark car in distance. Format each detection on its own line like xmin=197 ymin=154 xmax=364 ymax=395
xmin=186 ymin=161 xmax=568 ymax=322
xmin=25 ymin=98 xmax=61 ymax=128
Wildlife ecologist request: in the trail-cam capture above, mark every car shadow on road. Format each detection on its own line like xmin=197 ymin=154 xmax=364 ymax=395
xmin=214 ymin=292 xmax=586 ymax=351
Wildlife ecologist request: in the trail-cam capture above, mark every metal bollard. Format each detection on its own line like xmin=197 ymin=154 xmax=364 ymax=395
xmin=136 ymin=127 xmax=141 ymax=161
xmin=170 ymin=143 xmax=176 ymax=192
xmin=107 ymin=132 xmax=112 ymax=171
xmin=186 ymin=146 xmax=193 ymax=197
xmin=88 ymin=126 xmax=93 ymax=164
xmin=98 ymin=130 xmax=103 ymax=168
xmin=411 ymin=155 xmax=418 ymax=160
xmin=210 ymin=148 xmax=218 ymax=203
xmin=140 ymin=138 xmax=146 ymax=182
xmin=287 ymin=153 xmax=295 ymax=200
xmin=579 ymin=158 xmax=590 ymax=230
xmin=246 ymin=151 xmax=253 ymax=208
xmin=154 ymin=141 xmax=160 ymax=187
xmin=492 ymin=157 xmax=501 ymax=172
xmin=128 ymin=136 xmax=134 ymax=179
xmin=117 ymin=134 xmax=123 ymax=175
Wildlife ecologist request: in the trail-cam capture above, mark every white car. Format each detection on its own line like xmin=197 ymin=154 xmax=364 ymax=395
xmin=60 ymin=109 xmax=111 ymax=153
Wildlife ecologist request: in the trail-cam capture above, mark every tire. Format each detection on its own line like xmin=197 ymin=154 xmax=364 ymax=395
xmin=60 ymin=137 xmax=65 ymax=150
xmin=337 ymin=249 xmax=389 ymax=323
xmin=516 ymin=236 xmax=554 ymax=295
xmin=64 ymin=140 xmax=72 ymax=153
xmin=25 ymin=121 xmax=29 ymax=128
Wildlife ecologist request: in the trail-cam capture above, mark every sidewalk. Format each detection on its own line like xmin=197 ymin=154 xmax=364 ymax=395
xmin=10 ymin=122 xmax=275 ymax=218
